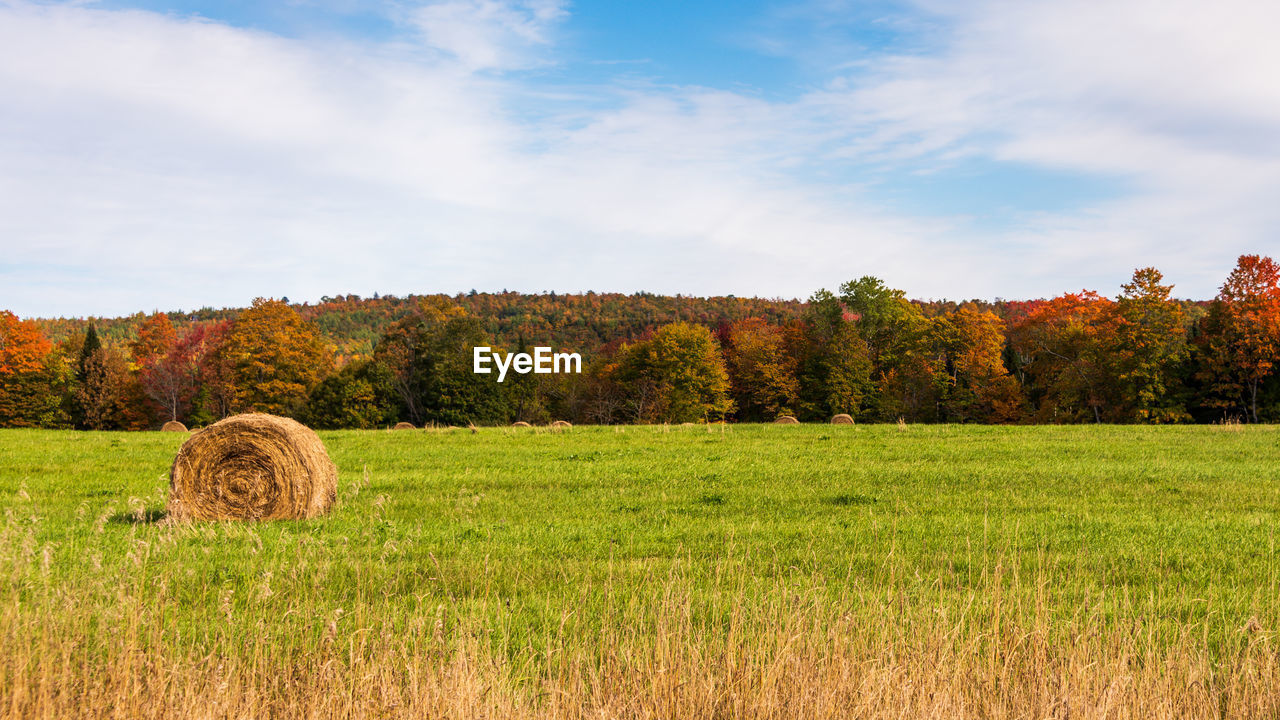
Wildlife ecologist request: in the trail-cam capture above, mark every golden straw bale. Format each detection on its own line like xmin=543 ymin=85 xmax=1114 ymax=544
xmin=393 ymin=422 xmax=416 ymax=430
xmin=512 ymin=421 xmax=532 ymax=428
xmin=830 ymin=414 xmax=854 ymax=425
xmin=774 ymin=416 xmax=800 ymax=424
xmin=161 ymin=420 xmax=188 ymax=432
xmin=166 ymin=413 xmax=336 ymax=522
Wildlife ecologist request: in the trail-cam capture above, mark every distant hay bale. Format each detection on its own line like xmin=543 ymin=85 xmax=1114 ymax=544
xmin=551 ymin=420 xmax=573 ymax=430
xmin=161 ymin=420 xmax=188 ymax=432
xmin=393 ymin=422 xmax=416 ymax=430
xmin=166 ymin=413 xmax=337 ymax=522
xmin=830 ymin=414 xmax=854 ymax=425
xmin=512 ymin=421 xmax=532 ymax=428
xmin=774 ymin=416 xmax=800 ymax=425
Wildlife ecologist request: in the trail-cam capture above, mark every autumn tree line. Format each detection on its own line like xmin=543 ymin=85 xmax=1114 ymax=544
xmin=2 ymin=255 xmax=1279 ymax=429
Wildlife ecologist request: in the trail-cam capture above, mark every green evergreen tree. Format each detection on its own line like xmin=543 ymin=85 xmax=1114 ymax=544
xmin=77 ymin=324 xmax=101 ymax=382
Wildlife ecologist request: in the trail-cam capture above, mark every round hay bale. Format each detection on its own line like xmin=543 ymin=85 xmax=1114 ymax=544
xmin=830 ymin=414 xmax=854 ymax=425
xmin=161 ymin=420 xmax=188 ymax=432
xmin=512 ymin=421 xmax=532 ymax=428
xmin=166 ymin=413 xmax=336 ymax=522
xmin=551 ymin=420 xmax=573 ymax=430
xmin=774 ymin=415 xmax=800 ymax=424
xmin=393 ymin=421 xmax=416 ymax=430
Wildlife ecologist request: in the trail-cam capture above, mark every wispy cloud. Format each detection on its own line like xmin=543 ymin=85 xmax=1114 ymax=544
xmin=402 ymin=0 xmax=567 ymax=70
xmin=799 ymin=0 xmax=1280 ymax=291
xmin=0 ymin=0 xmax=1276 ymax=317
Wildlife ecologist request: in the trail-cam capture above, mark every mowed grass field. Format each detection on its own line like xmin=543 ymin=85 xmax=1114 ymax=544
xmin=3 ymin=424 xmax=1280 ymax=718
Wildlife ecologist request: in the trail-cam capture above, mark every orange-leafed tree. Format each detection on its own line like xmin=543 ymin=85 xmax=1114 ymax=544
xmin=0 ymin=310 xmax=68 ymax=427
xmin=130 ymin=312 xmax=177 ymax=367
xmin=221 ymin=299 xmax=332 ymax=416
xmin=932 ymin=307 xmax=1024 ymax=423
xmin=1008 ymin=292 xmax=1118 ymax=423
xmin=0 ymin=310 xmax=51 ymax=376
xmin=133 ymin=312 xmax=179 ymax=421
xmin=1196 ymin=255 xmax=1280 ymax=422
xmin=723 ymin=318 xmax=800 ymax=421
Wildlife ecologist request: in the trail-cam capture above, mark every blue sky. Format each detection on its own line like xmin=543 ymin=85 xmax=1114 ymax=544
xmin=1 ymin=0 xmax=1278 ymax=317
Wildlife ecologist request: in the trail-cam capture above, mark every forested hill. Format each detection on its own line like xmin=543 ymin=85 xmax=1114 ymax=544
xmin=7 ymin=265 xmax=1252 ymax=430
xmin=33 ymin=292 xmax=810 ymax=360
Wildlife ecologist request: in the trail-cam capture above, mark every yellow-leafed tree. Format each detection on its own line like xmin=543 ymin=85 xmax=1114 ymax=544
xmin=223 ymin=298 xmax=332 ymax=416
xmin=609 ymin=322 xmax=731 ymax=423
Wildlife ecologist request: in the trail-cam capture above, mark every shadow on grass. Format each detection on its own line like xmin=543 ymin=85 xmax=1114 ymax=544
xmin=827 ymin=493 xmax=877 ymax=507
xmin=108 ymin=508 xmax=168 ymax=525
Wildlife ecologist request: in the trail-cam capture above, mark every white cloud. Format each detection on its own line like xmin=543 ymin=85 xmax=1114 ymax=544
xmin=0 ymin=0 xmax=1278 ymax=318
xmin=0 ymin=0 xmax=957 ymax=317
xmin=803 ymin=0 xmax=1280 ymax=295
xmin=405 ymin=0 xmax=567 ymax=70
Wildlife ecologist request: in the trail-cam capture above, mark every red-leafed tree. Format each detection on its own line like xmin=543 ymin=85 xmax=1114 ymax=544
xmin=139 ymin=322 xmax=217 ymax=424
xmin=1196 ymin=255 xmax=1280 ymax=422
xmin=193 ymin=320 xmax=236 ymax=422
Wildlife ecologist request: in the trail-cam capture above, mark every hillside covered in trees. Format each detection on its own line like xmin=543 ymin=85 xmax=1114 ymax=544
xmin=32 ymin=292 xmax=808 ymax=364
xmin=3 ymin=256 xmax=1278 ymax=429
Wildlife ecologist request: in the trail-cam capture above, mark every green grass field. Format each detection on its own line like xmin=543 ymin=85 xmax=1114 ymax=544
xmin=3 ymin=424 xmax=1280 ymax=718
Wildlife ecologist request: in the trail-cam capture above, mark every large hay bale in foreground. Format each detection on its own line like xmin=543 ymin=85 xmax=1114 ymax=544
xmin=830 ymin=414 xmax=854 ymax=425
xmin=161 ymin=420 xmax=188 ymax=432
xmin=166 ymin=413 xmax=337 ymax=522
xmin=393 ymin=422 xmax=416 ymax=430
xmin=774 ymin=416 xmax=800 ymax=424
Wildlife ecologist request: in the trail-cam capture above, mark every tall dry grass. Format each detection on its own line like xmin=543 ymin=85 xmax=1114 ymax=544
xmin=4 ymin=543 xmax=1278 ymax=719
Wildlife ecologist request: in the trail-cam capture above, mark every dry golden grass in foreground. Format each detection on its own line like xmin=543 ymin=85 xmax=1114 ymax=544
xmin=5 ymin=561 xmax=1279 ymax=719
